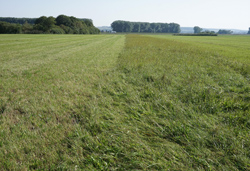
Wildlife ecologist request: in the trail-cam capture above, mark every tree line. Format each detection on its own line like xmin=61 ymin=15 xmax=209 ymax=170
xmin=217 ymin=29 xmax=233 ymax=34
xmin=174 ymin=33 xmax=217 ymax=36
xmin=193 ymin=26 xmax=234 ymax=34
xmin=111 ymin=20 xmax=180 ymax=33
xmin=0 ymin=15 xmax=100 ymax=34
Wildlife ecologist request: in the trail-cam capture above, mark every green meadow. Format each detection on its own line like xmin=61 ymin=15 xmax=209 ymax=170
xmin=0 ymin=34 xmax=250 ymax=170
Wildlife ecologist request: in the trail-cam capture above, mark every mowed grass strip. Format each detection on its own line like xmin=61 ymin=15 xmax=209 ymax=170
xmin=0 ymin=34 xmax=250 ymax=170
xmin=0 ymin=34 xmax=125 ymax=170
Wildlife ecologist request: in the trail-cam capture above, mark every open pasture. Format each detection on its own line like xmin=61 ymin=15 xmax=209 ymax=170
xmin=0 ymin=34 xmax=250 ymax=170
xmin=151 ymin=34 xmax=250 ymax=63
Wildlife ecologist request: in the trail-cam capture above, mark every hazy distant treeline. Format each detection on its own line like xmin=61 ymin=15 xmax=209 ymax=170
xmin=111 ymin=20 xmax=181 ymax=33
xmin=174 ymin=33 xmax=218 ymax=36
xmin=0 ymin=15 xmax=100 ymax=34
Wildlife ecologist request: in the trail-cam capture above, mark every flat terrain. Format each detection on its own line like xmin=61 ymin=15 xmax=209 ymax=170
xmin=152 ymin=34 xmax=250 ymax=63
xmin=0 ymin=34 xmax=250 ymax=170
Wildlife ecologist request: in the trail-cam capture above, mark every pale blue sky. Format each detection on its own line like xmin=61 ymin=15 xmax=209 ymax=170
xmin=0 ymin=0 xmax=249 ymax=30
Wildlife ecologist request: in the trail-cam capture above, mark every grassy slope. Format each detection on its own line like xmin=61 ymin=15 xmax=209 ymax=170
xmin=0 ymin=34 xmax=250 ymax=170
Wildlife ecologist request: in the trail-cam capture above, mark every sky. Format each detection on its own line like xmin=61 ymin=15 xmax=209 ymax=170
xmin=0 ymin=0 xmax=249 ymax=30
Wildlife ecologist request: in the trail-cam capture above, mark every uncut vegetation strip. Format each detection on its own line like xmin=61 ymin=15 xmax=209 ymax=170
xmin=112 ymin=35 xmax=250 ymax=170
xmin=97 ymin=34 xmax=250 ymax=170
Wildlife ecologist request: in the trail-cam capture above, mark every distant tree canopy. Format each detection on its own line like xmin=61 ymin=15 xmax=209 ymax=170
xmin=111 ymin=20 xmax=181 ymax=33
xmin=0 ymin=15 xmax=100 ymax=34
xmin=193 ymin=26 xmax=202 ymax=33
xmin=0 ymin=22 xmax=22 ymax=34
xmin=248 ymin=28 xmax=250 ymax=34
xmin=217 ymin=29 xmax=233 ymax=34
xmin=0 ymin=17 xmax=36 ymax=24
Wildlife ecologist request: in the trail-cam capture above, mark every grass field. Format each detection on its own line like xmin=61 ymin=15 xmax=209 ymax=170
xmin=151 ymin=34 xmax=250 ymax=63
xmin=0 ymin=34 xmax=250 ymax=170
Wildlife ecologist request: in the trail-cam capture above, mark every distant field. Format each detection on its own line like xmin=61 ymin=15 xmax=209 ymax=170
xmin=0 ymin=34 xmax=250 ymax=170
xmin=151 ymin=34 xmax=250 ymax=63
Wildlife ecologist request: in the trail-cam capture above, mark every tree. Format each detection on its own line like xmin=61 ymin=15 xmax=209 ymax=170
xmin=155 ymin=23 xmax=162 ymax=33
xmin=0 ymin=17 xmax=36 ymax=24
xmin=150 ymin=23 xmax=157 ymax=33
xmin=161 ymin=23 xmax=169 ymax=33
xmin=132 ymin=23 xmax=141 ymax=32
xmin=55 ymin=15 xmax=72 ymax=27
xmin=44 ymin=17 xmax=56 ymax=31
xmin=81 ymin=19 xmax=94 ymax=27
xmin=194 ymin=26 xmax=202 ymax=33
xmin=173 ymin=23 xmax=181 ymax=33
xmin=34 ymin=16 xmax=55 ymax=32
xmin=22 ymin=21 xmax=33 ymax=33
xmin=248 ymin=28 xmax=250 ymax=34
xmin=35 ymin=16 xmax=47 ymax=25
xmin=217 ymin=29 xmax=233 ymax=34
xmin=0 ymin=21 xmax=22 ymax=34
xmin=140 ymin=23 xmax=150 ymax=33
xmin=0 ymin=15 xmax=100 ymax=34
xmin=50 ymin=26 xmax=65 ymax=34
xmin=123 ymin=22 xmax=133 ymax=32
xmin=111 ymin=21 xmax=123 ymax=32
xmin=169 ymin=23 xmax=180 ymax=33
xmin=111 ymin=20 xmax=180 ymax=33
